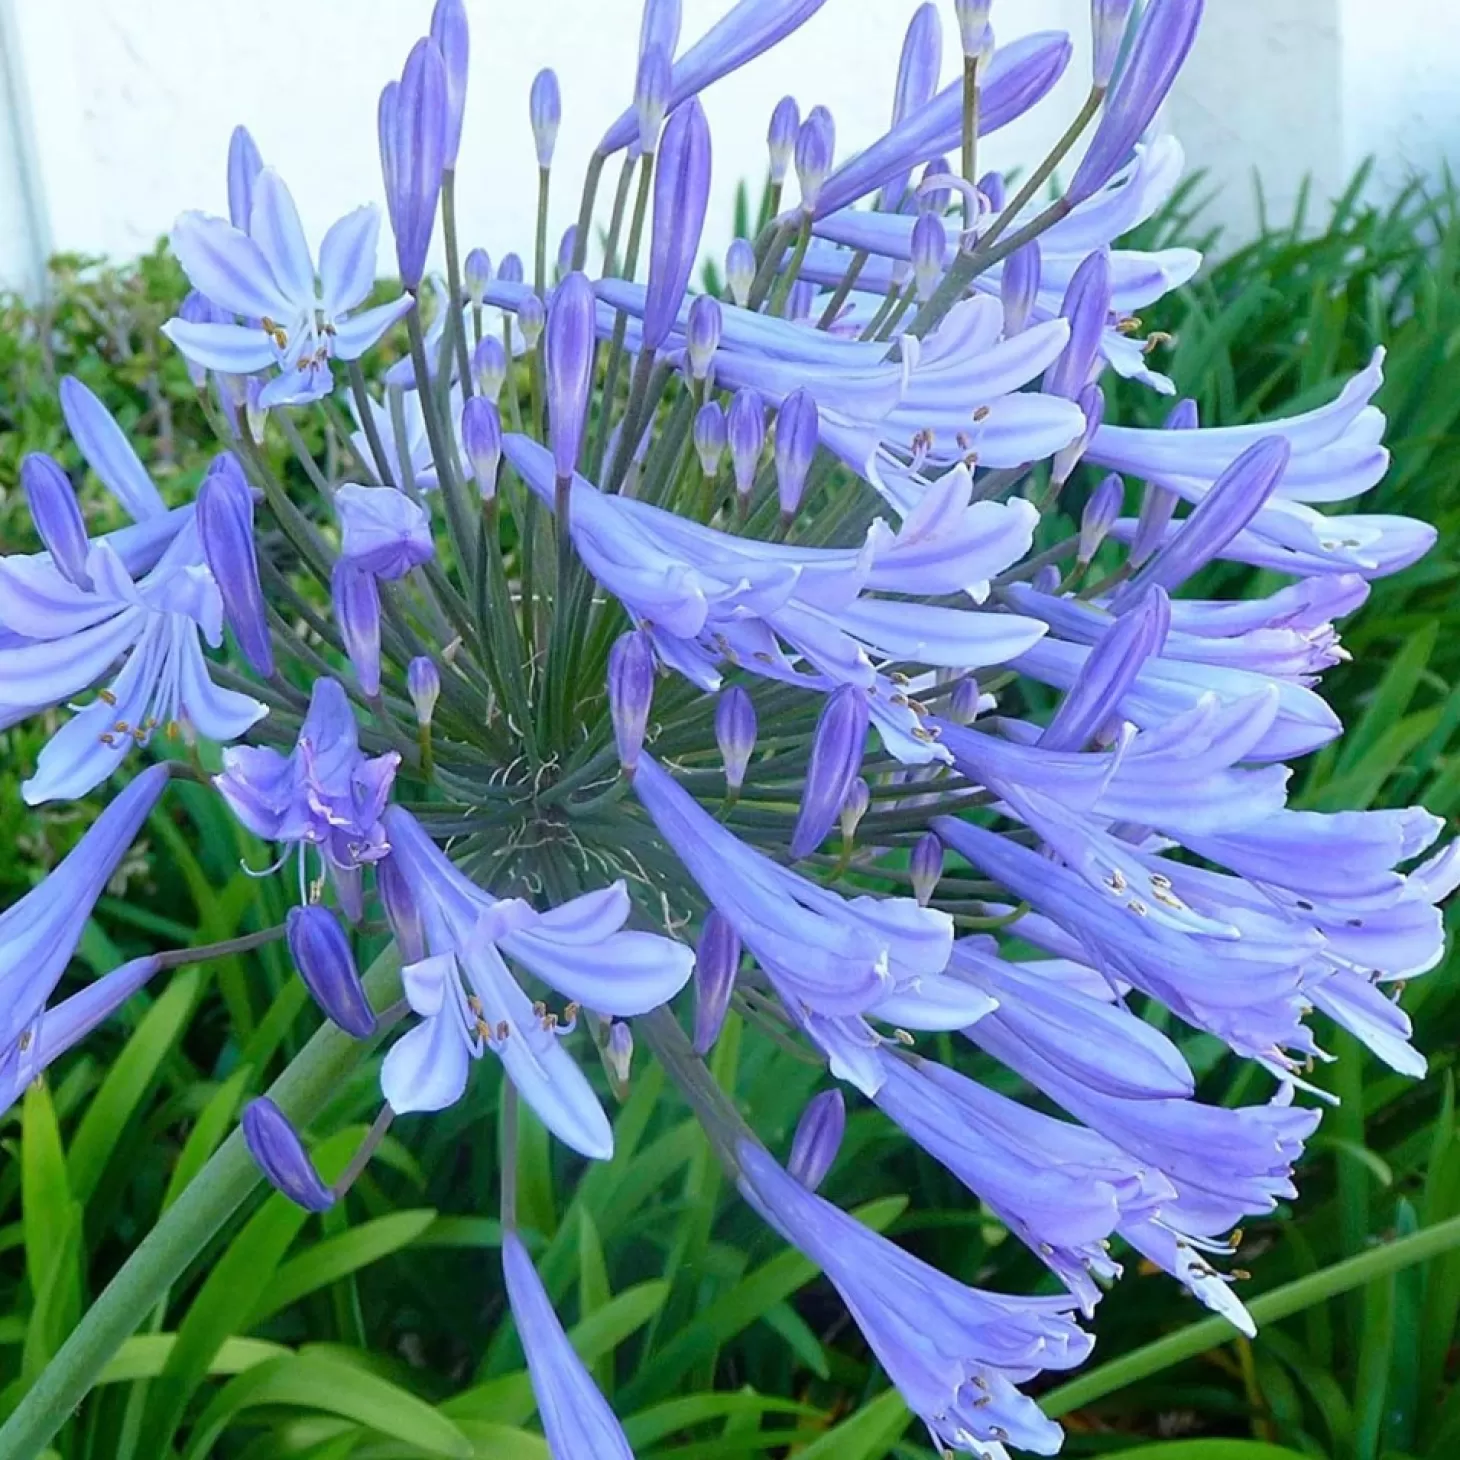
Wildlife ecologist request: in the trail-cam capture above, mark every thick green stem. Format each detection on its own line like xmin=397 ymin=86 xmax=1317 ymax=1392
xmin=534 ymin=166 xmax=551 ymax=295
xmin=441 ymin=171 xmax=474 ymax=394
xmin=766 ymin=215 xmax=812 ymax=317
xmin=570 ymin=150 xmax=606 ymax=273
xmin=816 ymin=249 xmax=867 ymax=329
xmin=0 ymin=956 xmax=404 ymax=1460
xmin=347 ymin=361 xmax=395 ymax=488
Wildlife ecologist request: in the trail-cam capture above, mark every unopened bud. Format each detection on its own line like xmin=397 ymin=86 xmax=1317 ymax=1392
xmin=529 ymin=68 xmax=561 ymax=168
xmin=725 ymin=237 xmax=756 ymax=307
xmin=331 ymin=560 xmax=382 ymax=697
xmin=518 ymin=293 xmax=545 ymax=349
xmin=715 ymin=684 xmax=757 ymax=794
xmin=788 ymin=1089 xmax=845 ymax=1191
xmin=686 ymin=294 xmax=722 ymax=380
xmin=794 ymin=109 xmax=834 ymax=212
xmin=464 ymin=247 xmax=492 ymax=304
xmin=910 ymin=832 xmax=944 ymax=905
xmin=377 ymin=855 xmax=427 ymax=965
xmin=693 ymin=910 xmax=740 ymax=1055
xmin=197 ymin=452 xmax=274 ymax=675
xmin=605 ymin=1021 xmax=633 ymax=1097
xmin=839 ymin=776 xmax=870 ymax=842
xmin=911 ymin=211 xmax=947 ymax=302
xmin=287 ymin=904 xmax=377 ymax=1039
xmin=608 ymin=629 xmax=656 ymax=778
xmin=408 ymin=656 xmax=441 ymax=726
xmin=727 ymin=389 xmax=765 ymax=501
xmin=694 ymin=400 xmax=728 ymax=477
xmin=1079 ymin=473 xmax=1125 ymax=563
xmin=774 ymin=388 xmax=820 ymax=520
xmin=472 ymin=335 xmax=508 ymax=400
xmin=462 ymin=396 xmax=503 ymax=498
xmin=243 ymin=1097 xmax=336 ymax=1212
xmin=767 ymin=95 xmax=800 ymax=184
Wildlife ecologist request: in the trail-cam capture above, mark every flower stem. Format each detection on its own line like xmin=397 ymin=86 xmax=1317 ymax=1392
xmin=348 ymin=361 xmax=396 ymax=488
xmin=816 ymin=250 xmax=867 ymax=330
xmin=534 ymin=165 xmax=551 ymax=296
xmin=441 ymin=171 xmax=474 ymax=394
xmin=570 ymin=150 xmax=606 ymax=273
xmin=961 ymin=57 xmax=981 ymax=231
xmin=766 ymin=215 xmax=812 ymax=317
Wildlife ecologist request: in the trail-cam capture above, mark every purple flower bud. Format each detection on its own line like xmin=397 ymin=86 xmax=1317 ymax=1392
xmin=788 ymin=1089 xmax=845 ymax=1191
xmin=336 ymin=483 xmax=434 ymax=580
xmin=1129 ymin=398 xmax=1195 ymax=566
xmin=767 ymin=95 xmax=800 ymax=184
xmin=686 ymin=294 xmax=722 ymax=380
xmin=910 ymin=832 xmax=944 ymax=905
xmin=794 ymin=110 xmax=835 ymax=212
xmin=608 ymin=629 xmax=656 ymax=778
xmin=916 ymin=156 xmax=954 ymax=216
xmin=1067 ymin=0 xmax=1204 ymax=206
xmin=1000 ymin=240 xmax=1040 ymax=334
xmin=725 ymin=237 xmax=756 ymax=306
xmin=1052 ymin=381 xmax=1105 ymax=486
xmin=978 ymin=167 xmax=1007 ymax=213
xmin=377 ymin=854 xmax=427 ymax=965
xmin=1043 ymin=247 xmax=1112 ymax=400
xmin=226 ymin=124 xmax=265 ymax=231
xmin=287 ymin=904 xmax=377 ymax=1038
xmin=243 ymin=1097 xmax=336 ymax=1212
xmin=727 ymin=389 xmax=765 ymax=500
xmin=643 ymin=99 xmax=712 ymax=353
xmin=950 ymin=676 xmax=982 ymax=723
xmin=196 ymin=452 xmax=274 ymax=676
xmin=640 ymin=0 xmax=683 ymax=60
xmin=881 ymin=6 xmax=943 ymax=207
xmin=1031 ymin=563 xmax=1062 ymax=594
xmin=382 ymin=38 xmax=449 ymax=291
xmin=1121 ymin=436 xmax=1291 ymax=600
xmin=715 ymin=684 xmax=757 ymax=792
xmin=792 ymin=685 xmax=869 ymax=859
xmin=774 ymin=388 xmax=820 ymax=519
xmin=472 ymin=335 xmax=508 ymax=400
xmin=787 ymin=280 xmax=815 ymax=322
xmin=839 ymin=776 xmax=870 ymax=841
xmin=1092 ymin=0 xmax=1136 ymax=88
xmin=1079 ymin=473 xmax=1125 ymax=562
xmin=954 ymin=0 xmax=993 ymax=57
xmin=910 ymin=211 xmax=947 ymax=302
xmin=462 ymin=396 xmax=503 ymax=499
xmin=518 ymin=293 xmax=545 ymax=348
xmin=693 ymin=909 xmax=740 ymax=1055
xmin=332 ymin=560 xmax=382 ymax=697
xmin=694 ymin=400 xmax=728 ymax=477
xmin=605 ymin=1020 xmax=634 ymax=1094
xmin=556 ymin=225 xmax=578 ymax=281
xmin=636 ymin=44 xmax=672 ymax=154
xmin=408 ymin=656 xmax=441 ymax=726
xmin=529 ymin=68 xmax=562 ymax=168
xmin=430 ymin=0 xmax=470 ymax=168
xmin=465 ymin=248 xmax=492 ymax=303
xmin=499 ymin=252 xmax=525 ymax=284
xmin=544 ymin=272 xmax=596 ymax=479
xmin=22 ymin=453 xmax=90 ymax=591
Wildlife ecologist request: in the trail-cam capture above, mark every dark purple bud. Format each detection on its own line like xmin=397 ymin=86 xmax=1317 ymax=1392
xmin=1000 ymin=240 xmax=1040 ymax=334
xmin=472 ymin=335 xmax=507 ymax=400
xmin=408 ymin=656 xmax=440 ymax=726
xmin=605 ymin=1020 xmax=634 ymax=1095
xmin=462 ymin=395 xmax=503 ymax=497
xmin=1043 ymin=247 xmax=1111 ymax=400
xmin=1067 ymin=0 xmax=1204 ymax=206
xmin=910 ymin=832 xmax=944 ymax=905
xmin=1031 ymin=563 xmax=1062 ymax=594
xmin=385 ymin=38 xmax=448 ymax=291
xmin=950 ymin=676 xmax=982 ymax=723
xmin=910 ymin=211 xmax=947 ymax=302
xmin=544 ymin=272 xmax=596 ymax=479
xmin=715 ymin=684 xmax=757 ymax=792
xmin=1052 ymin=381 xmax=1105 ymax=486
xmin=881 ymin=5 xmax=943 ymax=207
xmin=1092 ymin=0 xmax=1136 ymax=87
xmin=1129 ymin=399 xmax=1194 ymax=566
xmin=197 ymin=452 xmax=274 ymax=676
xmin=556 ymin=225 xmax=578 ymax=281
xmin=727 ymin=389 xmax=765 ymax=499
xmin=430 ymin=0 xmax=470 ymax=168
xmin=643 ymin=99 xmax=712 ymax=353
xmin=499 ymin=252 xmax=525 ymax=284
xmin=774 ymin=388 xmax=819 ymax=518
xmin=693 ymin=910 xmax=740 ymax=1055
xmin=1042 ymin=584 xmax=1169 ymax=751
xmin=518 ymin=293 xmax=545 ymax=348
xmin=336 ymin=483 xmax=434 ymax=580
xmin=332 ymin=560 xmax=382 ymax=697
xmin=636 ymin=44 xmax=672 ymax=154
xmin=694 ymin=400 xmax=727 ymax=477
xmin=725 ymin=237 xmax=755 ymax=306
xmin=686 ymin=294 xmax=722 ymax=380
xmin=794 ymin=110 xmax=835 ymax=212
xmin=464 ymin=247 xmax=493 ymax=304
xmin=792 ymin=685 xmax=870 ymax=858
xmin=1079 ymin=473 xmax=1124 ymax=562
xmin=767 ymin=95 xmax=800 ymax=184
xmin=227 ymin=125 xmax=264 ymax=232
xmin=1121 ymin=436 xmax=1290 ymax=599
xmin=954 ymin=0 xmax=993 ymax=57
xmin=608 ymin=629 xmax=656 ymax=778
xmin=917 ymin=156 xmax=954 ymax=215
xmin=243 ymin=1097 xmax=336 ymax=1212
xmin=788 ymin=1089 xmax=845 ymax=1192
xmin=640 ymin=0 xmax=683 ymax=60
xmin=22 ymin=453 xmax=91 ymax=591
xmin=530 ymin=68 xmax=561 ymax=168
xmin=377 ymin=854 xmax=427 ymax=964
xmin=287 ymin=904 xmax=376 ymax=1038
xmin=839 ymin=776 xmax=870 ymax=841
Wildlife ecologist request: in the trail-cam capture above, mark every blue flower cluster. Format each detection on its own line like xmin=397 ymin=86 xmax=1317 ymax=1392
xmin=2 ymin=1 xmax=1452 ymax=1454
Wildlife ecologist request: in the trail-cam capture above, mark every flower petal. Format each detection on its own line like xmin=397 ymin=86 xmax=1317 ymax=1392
xmin=170 ymin=210 xmax=292 ymax=321
xmin=319 ymin=205 xmax=381 ymax=317
xmin=249 ymin=169 xmax=317 ymax=307
xmin=59 ymin=377 xmax=168 ymax=521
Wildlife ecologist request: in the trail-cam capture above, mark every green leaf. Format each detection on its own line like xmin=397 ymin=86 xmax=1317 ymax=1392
xmin=20 ymin=1081 xmax=81 ymax=1379
xmin=97 ymin=1335 xmax=289 ymax=1384
xmin=1101 ymin=1445 xmax=1312 ymax=1460
xmin=578 ymin=1206 xmax=612 ymax=1391
xmin=790 ymin=1388 xmax=909 ymax=1459
xmin=160 ymin=1065 xmax=255 ymax=1213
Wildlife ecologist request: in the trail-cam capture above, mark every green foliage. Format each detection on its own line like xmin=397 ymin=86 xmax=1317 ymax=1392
xmin=4 ymin=166 xmax=1460 ymax=1458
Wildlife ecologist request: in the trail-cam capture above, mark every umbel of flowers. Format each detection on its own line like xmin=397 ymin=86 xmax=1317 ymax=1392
xmin=1 ymin=0 xmax=1453 ymax=1454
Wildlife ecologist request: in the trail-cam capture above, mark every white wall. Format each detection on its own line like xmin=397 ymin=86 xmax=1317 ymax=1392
xmin=4 ymin=0 xmax=1460 ymax=291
